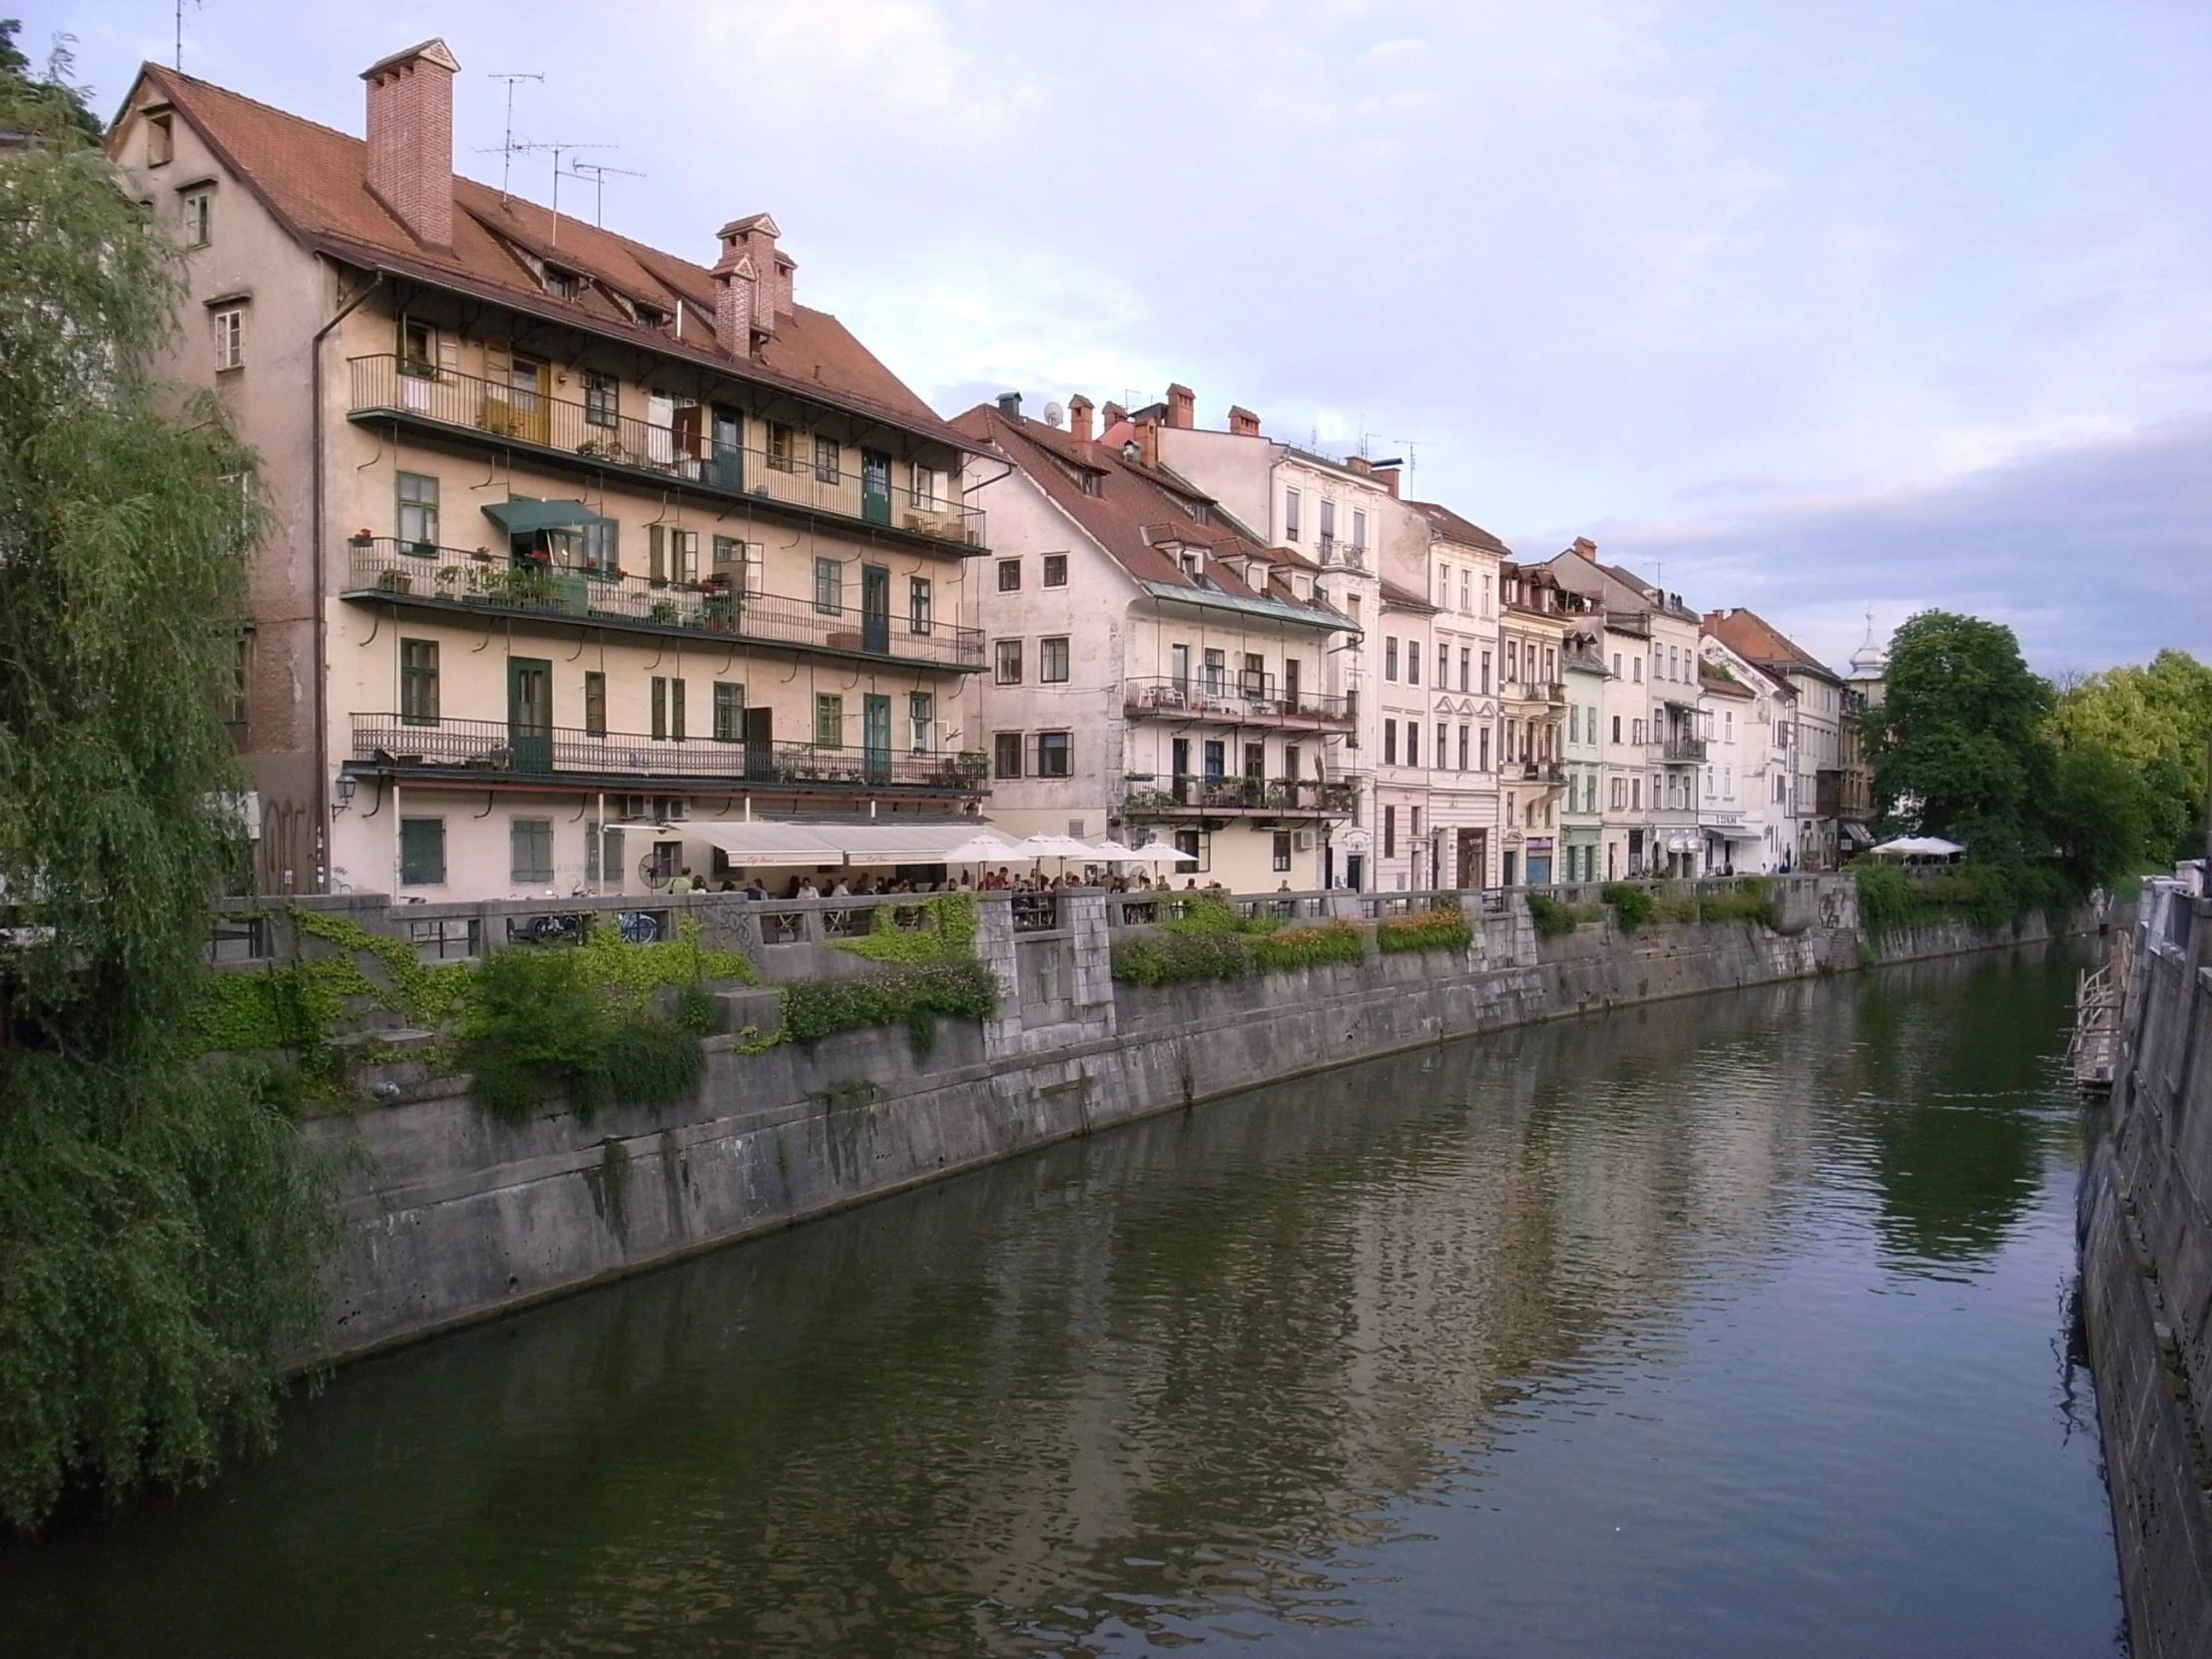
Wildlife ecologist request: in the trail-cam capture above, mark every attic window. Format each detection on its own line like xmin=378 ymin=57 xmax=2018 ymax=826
xmin=1179 ymin=552 xmax=1201 ymax=579
xmin=1081 ymin=471 xmax=1102 ymax=497
xmin=146 ymin=109 xmax=174 ymax=167
xmin=543 ymin=267 xmax=581 ymax=300
xmin=633 ymin=303 xmax=669 ymax=330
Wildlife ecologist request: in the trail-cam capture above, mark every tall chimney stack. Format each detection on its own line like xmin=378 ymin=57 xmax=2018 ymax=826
xmin=1135 ymin=415 xmax=1160 ymax=469
xmin=1572 ymin=536 xmax=1599 ymax=562
xmin=711 ymin=221 xmax=760 ymax=358
xmin=719 ymin=213 xmax=785 ymax=338
xmin=1165 ymin=382 xmax=1196 ymax=429
xmin=1374 ymin=465 xmax=1400 ymax=497
xmin=361 ymin=39 xmax=461 ymax=252
xmin=1068 ymin=394 xmax=1094 ymax=443
xmin=1228 ymin=405 xmax=1261 ymax=437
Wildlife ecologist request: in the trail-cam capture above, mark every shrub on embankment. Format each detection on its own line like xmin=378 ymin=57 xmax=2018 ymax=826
xmin=1377 ymin=908 xmax=1473 ymax=954
xmin=1111 ymin=898 xmax=1470 ymax=986
xmin=1851 ymin=860 xmax=2083 ymax=943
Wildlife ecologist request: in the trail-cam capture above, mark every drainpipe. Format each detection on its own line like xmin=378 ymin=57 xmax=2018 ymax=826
xmin=308 ymin=266 xmax=384 ymax=892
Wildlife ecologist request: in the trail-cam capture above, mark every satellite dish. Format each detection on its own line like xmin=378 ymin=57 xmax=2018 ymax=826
xmin=1042 ymin=400 xmax=1065 ymax=428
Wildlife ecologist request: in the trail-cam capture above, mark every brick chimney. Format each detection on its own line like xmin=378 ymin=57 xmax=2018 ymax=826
xmin=1228 ymin=404 xmax=1261 ymax=437
xmin=711 ymin=221 xmax=760 ymax=358
xmin=1102 ymin=400 xmax=1127 ymax=428
xmin=719 ymin=213 xmax=785 ymax=338
xmin=1345 ymin=454 xmax=1371 ymax=475
xmin=361 ymin=39 xmax=461 ymax=252
xmin=1068 ymin=394 xmax=1094 ymax=443
xmin=1373 ymin=465 xmax=1400 ymax=498
xmin=1165 ymin=383 xmax=1196 ymax=429
xmin=1572 ymin=536 xmax=1599 ymax=562
xmin=1135 ymin=415 xmax=1160 ymax=468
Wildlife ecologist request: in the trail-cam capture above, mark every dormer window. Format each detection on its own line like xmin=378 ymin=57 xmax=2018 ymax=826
xmin=1180 ymin=552 xmax=1201 ymax=579
xmin=1080 ymin=471 xmax=1102 ymax=497
xmin=146 ymin=109 xmax=174 ymax=167
xmin=543 ymin=267 xmax=581 ymax=300
xmin=634 ymin=303 xmax=669 ymax=331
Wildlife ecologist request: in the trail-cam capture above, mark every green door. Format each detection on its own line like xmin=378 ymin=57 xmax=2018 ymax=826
xmin=861 ymin=564 xmax=890 ymax=655
xmin=860 ymin=450 xmax=891 ymax=525
xmin=863 ymin=693 xmax=891 ymax=784
xmin=507 ymin=657 xmax=552 ymax=775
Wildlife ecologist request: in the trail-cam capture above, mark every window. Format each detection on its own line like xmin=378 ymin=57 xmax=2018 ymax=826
xmin=1285 ymin=742 xmax=1302 ymax=780
xmin=995 ymin=640 xmax=1023 ymax=685
xmin=1724 ymin=764 xmax=1734 ymax=800
xmin=1039 ymin=637 xmax=1070 ymax=683
xmin=583 ymin=370 xmax=618 ymax=428
xmin=909 ymin=576 xmax=932 ymax=635
xmin=1203 ymin=739 xmax=1226 ymax=779
xmin=1284 ymin=487 xmax=1302 ymax=541
xmin=814 ymin=557 xmax=843 ymax=615
xmin=399 ymin=819 xmax=445 ymax=885
xmin=1505 ymin=641 xmax=1519 ymax=682
xmin=909 ymin=692 xmax=935 ymax=753
xmin=399 ymin=638 xmax=438 ymax=725
xmin=579 ymin=520 xmax=617 ymax=576
xmin=1458 ymin=725 xmax=1470 ymax=770
xmin=396 ymin=472 xmax=439 ymax=550
xmin=1724 ymin=710 xmax=1734 ymax=742
xmin=1706 ymin=765 xmax=1716 ymax=799
xmin=1439 ymin=644 xmax=1450 ymax=688
xmin=1611 ymin=714 xmax=1621 ymax=743
xmin=1436 ymin=724 xmax=1447 ymax=769
xmin=1406 ymin=723 xmax=1420 ymax=767
xmin=649 ymin=526 xmax=698 ymax=585
xmin=146 ymin=110 xmax=174 ymax=166
xmin=1407 ymin=643 xmax=1420 ymax=686
xmin=1479 ymin=727 xmax=1490 ymax=771
xmin=212 ymin=306 xmax=243 ymax=371
xmin=715 ymin=537 xmax=763 ymax=597
xmin=767 ymin=422 xmax=797 ymax=470
xmin=815 ymin=694 xmax=843 ymax=749
xmin=993 ymin=732 xmax=1022 ymax=778
xmin=508 ymin=818 xmax=554 ymax=884
xmin=182 ymin=186 xmax=213 ymax=249
xmin=1319 ymin=498 xmax=1337 ymax=549
xmin=584 ymin=671 xmax=606 ymax=736
xmin=1173 ymin=829 xmax=1206 ymax=871
xmin=400 ymin=318 xmax=434 ymax=376
xmin=1384 ymin=637 xmax=1399 ymax=682
xmin=1169 ymin=643 xmax=1190 ymax=691
xmin=912 ymin=466 xmax=945 ymax=510
xmin=997 ymin=558 xmax=1022 ymax=592
xmin=1036 ymin=731 xmax=1072 ymax=778
xmin=651 ymin=676 xmax=686 ymax=741
xmin=1632 ymin=657 xmax=1643 ymax=683
xmin=1202 ymin=649 xmax=1225 ymax=695
xmin=1383 ymin=720 xmax=1397 ymax=765
xmin=1273 ymin=830 xmax=1293 ymax=872
xmin=1480 ymin=651 xmax=1491 ymax=694
xmin=714 ymin=681 xmax=744 ymax=742
xmin=1042 ymin=553 xmax=1068 ymax=587
xmin=1436 ymin=565 xmax=1451 ymax=606
xmin=1352 ymin=508 xmax=1368 ymax=550
xmin=1569 ymin=705 xmax=1579 ymax=744
xmin=814 ymin=434 xmax=840 ymax=483
xmin=1459 ymin=569 xmax=1470 ymax=613
xmin=1383 ymin=805 xmax=1397 ymax=859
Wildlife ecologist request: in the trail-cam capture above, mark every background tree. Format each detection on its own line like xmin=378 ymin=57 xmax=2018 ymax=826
xmin=1865 ymin=611 xmax=2052 ymax=864
xmin=2050 ymin=649 xmax=2212 ymax=862
xmin=0 ymin=39 xmax=332 ymax=1530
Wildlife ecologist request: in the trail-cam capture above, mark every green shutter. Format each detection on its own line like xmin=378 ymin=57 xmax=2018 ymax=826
xmin=399 ymin=818 xmax=444 ymax=885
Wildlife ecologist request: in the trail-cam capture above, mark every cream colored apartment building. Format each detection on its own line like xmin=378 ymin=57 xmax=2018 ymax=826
xmin=109 ymin=41 xmax=989 ymax=901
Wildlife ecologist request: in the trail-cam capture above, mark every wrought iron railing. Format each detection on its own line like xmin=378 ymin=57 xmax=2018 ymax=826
xmin=342 ymin=538 xmax=984 ymax=671
xmin=349 ymin=714 xmax=987 ymax=793
xmin=1661 ymin=735 xmax=1709 ymax=763
xmin=1516 ymin=760 xmax=1566 ymax=784
xmin=1120 ymin=776 xmax=1361 ymax=816
xmin=348 ymin=355 xmax=985 ymax=550
xmin=1121 ymin=676 xmax=1354 ymax=725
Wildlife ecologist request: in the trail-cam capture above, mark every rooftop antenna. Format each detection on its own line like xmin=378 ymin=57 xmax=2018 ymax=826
xmin=1392 ymin=438 xmax=1430 ymax=482
xmin=515 ymin=141 xmax=613 ymax=246
xmin=174 ymin=0 xmax=200 ymax=71
xmin=480 ymin=72 xmax=544 ymax=203
xmin=564 ymin=161 xmax=644 ymax=228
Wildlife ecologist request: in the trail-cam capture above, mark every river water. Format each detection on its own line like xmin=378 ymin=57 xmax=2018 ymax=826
xmin=5 ymin=944 xmax=2123 ymax=1656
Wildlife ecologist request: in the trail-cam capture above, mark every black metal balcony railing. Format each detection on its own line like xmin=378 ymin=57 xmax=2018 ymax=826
xmin=1517 ymin=760 xmax=1566 ymax=784
xmin=1122 ymin=676 xmax=1355 ymax=726
xmin=348 ymin=356 xmax=985 ymax=551
xmin=1120 ymin=776 xmax=1361 ymax=817
xmin=344 ymin=539 xmax=984 ymax=672
xmin=350 ymin=714 xmax=987 ymax=793
xmin=1661 ymin=735 xmax=1709 ymax=763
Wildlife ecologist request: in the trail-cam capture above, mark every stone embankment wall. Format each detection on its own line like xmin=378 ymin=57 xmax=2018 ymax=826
xmin=2081 ymin=873 xmax=2212 ymax=1659
xmin=305 ymin=879 xmax=2081 ymax=1364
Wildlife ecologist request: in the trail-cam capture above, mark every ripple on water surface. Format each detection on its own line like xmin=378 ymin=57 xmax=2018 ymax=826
xmin=0 ymin=945 xmax=2122 ymax=1657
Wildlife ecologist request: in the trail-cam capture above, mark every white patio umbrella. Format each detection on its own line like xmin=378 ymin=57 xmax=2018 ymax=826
xmin=1090 ymin=839 xmax=1192 ymax=864
xmin=1870 ymin=835 xmax=1965 ymax=859
xmin=1014 ymin=833 xmax=1102 ymax=859
xmin=936 ymin=833 xmax=1026 ymax=866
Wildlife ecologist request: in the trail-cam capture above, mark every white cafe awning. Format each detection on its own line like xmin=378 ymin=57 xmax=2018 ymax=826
xmin=621 ymin=820 xmax=1020 ymax=867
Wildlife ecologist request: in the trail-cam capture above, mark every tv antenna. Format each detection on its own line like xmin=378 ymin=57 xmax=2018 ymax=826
xmin=516 ymin=141 xmax=613 ymax=245
xmin=564 ymin=161 xmax=645 ymax=228
xmin=1391 ymin=438 xmax=1430 ymax=482
xmin=175 ymin=0 xmax=201 ymax=70
xmin=480 ymin=72 xmax=544 ymax=202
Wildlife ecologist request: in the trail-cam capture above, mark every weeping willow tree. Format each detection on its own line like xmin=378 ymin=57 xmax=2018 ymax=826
xmin=0 ymin=30 xmax=335 ymax=1532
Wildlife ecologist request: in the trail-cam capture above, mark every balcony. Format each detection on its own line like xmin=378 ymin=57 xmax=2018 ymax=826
xmin=1503 ymin=679 xmax=1566 ymax=707
xmin=1121 ymin=776 xmax=1360 ymax=819
xmin=348 ymin=714 xmax=987 ymax=796
xmin=342 ymin=539 xmax=984 ymax=672
xmin=1661 ymin=735 xmax=1708 ymax=763
xmin=1517 ymin=760 xmax=1566 ymax=785
xmin=348 ymin=356 xmax=985 ymax=553
xmin=1123 ymin=676 xmax=1355 ymax=728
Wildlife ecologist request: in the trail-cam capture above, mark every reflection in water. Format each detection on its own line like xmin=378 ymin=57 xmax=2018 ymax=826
xmin=1 ymin=946 xmax=2121 ymax=1657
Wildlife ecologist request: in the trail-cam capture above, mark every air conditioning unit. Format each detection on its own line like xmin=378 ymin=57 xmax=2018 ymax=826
xmin=655 ymin=796 xmax=686 ymax=822
xmin=1294 ymin=830 xmax=1314 ymax=851
xmin=618 ymin=794 xmax=651 ymax=821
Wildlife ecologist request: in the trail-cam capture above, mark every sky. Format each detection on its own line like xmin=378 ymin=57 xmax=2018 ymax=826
xmin=42 ymin=0 xmax=2212 ymax=675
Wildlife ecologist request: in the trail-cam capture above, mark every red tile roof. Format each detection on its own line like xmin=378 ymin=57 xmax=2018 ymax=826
xmin=952 ymin=405 xmax=1351 ymax=630
xmin=1702 ymin=608 xmax=1840 ymax=683
xmin=1404 ymin=499 xmax=1511 ymax=556
xmin=123 ymin=63 xmax=976 ymax=450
